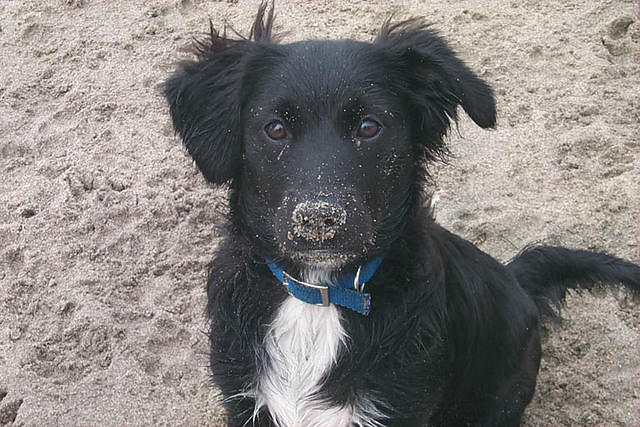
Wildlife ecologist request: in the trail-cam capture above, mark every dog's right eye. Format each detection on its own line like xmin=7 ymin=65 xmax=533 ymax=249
xmin=264 ymin=120 xmax=287 ymax=141
xmin=356 ymin=118 xmax=381 ymax=139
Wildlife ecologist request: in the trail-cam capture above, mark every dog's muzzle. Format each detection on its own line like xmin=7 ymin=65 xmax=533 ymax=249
xmin=291 ymin=201 xmax=347 ymax=242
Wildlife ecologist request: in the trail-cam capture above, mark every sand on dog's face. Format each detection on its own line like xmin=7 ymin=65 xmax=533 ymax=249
xmin=0 ymin=1 xmax=637 ymax=425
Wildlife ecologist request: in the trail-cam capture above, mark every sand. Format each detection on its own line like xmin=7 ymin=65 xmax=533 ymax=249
xmin=0 ymin=0 xmax=638 ymax=425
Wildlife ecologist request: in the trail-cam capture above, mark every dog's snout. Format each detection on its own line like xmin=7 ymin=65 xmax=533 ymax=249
xmin=291 ymin=201 xmax=347 ymax=242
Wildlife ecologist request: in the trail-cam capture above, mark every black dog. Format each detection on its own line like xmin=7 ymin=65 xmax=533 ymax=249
xmin=165 ymin=5 xmax=640 ymax=426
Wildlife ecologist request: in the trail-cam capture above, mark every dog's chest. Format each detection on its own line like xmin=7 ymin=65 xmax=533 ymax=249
xmin=253 ymin=295 xmax=387 ymax=426
xmin=254 ymin=296 xmax=351 ymax=426
xmin=254 ymin=296 xmax=386 ymax=427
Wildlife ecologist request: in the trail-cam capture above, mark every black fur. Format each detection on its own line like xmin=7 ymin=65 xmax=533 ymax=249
xmin=165 ymin=4 xmax=640 ymax=426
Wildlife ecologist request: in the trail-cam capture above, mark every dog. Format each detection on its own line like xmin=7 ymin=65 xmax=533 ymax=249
xmin=164 ymin=4 xmax=640 ymax=426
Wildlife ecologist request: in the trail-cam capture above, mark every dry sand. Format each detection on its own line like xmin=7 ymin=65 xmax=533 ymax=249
xmin=1 ymin=0 xmax=638 ymax=425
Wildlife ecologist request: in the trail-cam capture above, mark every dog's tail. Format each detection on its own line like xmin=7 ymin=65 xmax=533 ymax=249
xmin=506 ymin=246 xmax=640 ymax=318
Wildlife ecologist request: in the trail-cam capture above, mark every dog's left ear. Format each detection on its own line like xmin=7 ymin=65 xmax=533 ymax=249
xmin=164 ymin=3 xmax=276 ymax=184
xmin=376 ymin=19 xmax=496 ymax=157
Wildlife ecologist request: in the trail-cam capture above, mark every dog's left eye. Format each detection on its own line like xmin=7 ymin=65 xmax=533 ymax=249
xmin=356 ymin=119 xmax=381 ymax=139
xmin=265 ymin=120 xmax=287 ymax=141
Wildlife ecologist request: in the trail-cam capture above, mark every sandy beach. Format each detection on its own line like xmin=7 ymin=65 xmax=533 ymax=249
xmin=1 ymin=1 xmax=638 ymax=425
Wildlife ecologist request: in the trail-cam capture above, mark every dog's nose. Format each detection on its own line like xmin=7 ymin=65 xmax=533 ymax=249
xmin=291 ymin=201 xmax=347 ymax=242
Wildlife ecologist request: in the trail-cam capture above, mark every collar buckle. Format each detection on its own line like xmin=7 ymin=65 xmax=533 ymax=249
xmin=282 ymin=271 xmax=330 ymax=306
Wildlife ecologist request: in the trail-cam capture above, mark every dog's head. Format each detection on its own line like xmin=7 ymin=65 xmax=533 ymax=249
xmin=165 ymin=4 xmax=495 ymax=271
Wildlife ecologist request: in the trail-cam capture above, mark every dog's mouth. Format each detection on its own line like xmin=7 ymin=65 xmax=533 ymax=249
xmin=290 ymin=249 xmax=357 ymax=269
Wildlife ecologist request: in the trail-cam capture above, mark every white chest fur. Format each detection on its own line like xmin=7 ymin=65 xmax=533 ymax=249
xmin=252 ymin=294 xmax=388 ymax=427
xmin=254 ymin=296 xmax=349 ymax=426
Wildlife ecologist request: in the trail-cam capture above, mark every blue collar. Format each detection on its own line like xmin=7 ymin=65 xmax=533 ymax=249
xmin=266 ymin=256 xmax=384 ymax=315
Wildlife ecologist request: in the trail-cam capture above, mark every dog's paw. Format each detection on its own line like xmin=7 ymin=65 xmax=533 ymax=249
xmin=0 ymin=387 xmax=23 ymax=426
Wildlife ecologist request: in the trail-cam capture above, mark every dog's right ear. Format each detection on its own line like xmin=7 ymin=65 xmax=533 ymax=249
xmin=164 ymin=3 xmax=275 ymax=184
xmin=375 ymin=19 xmax=496 ymax=163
